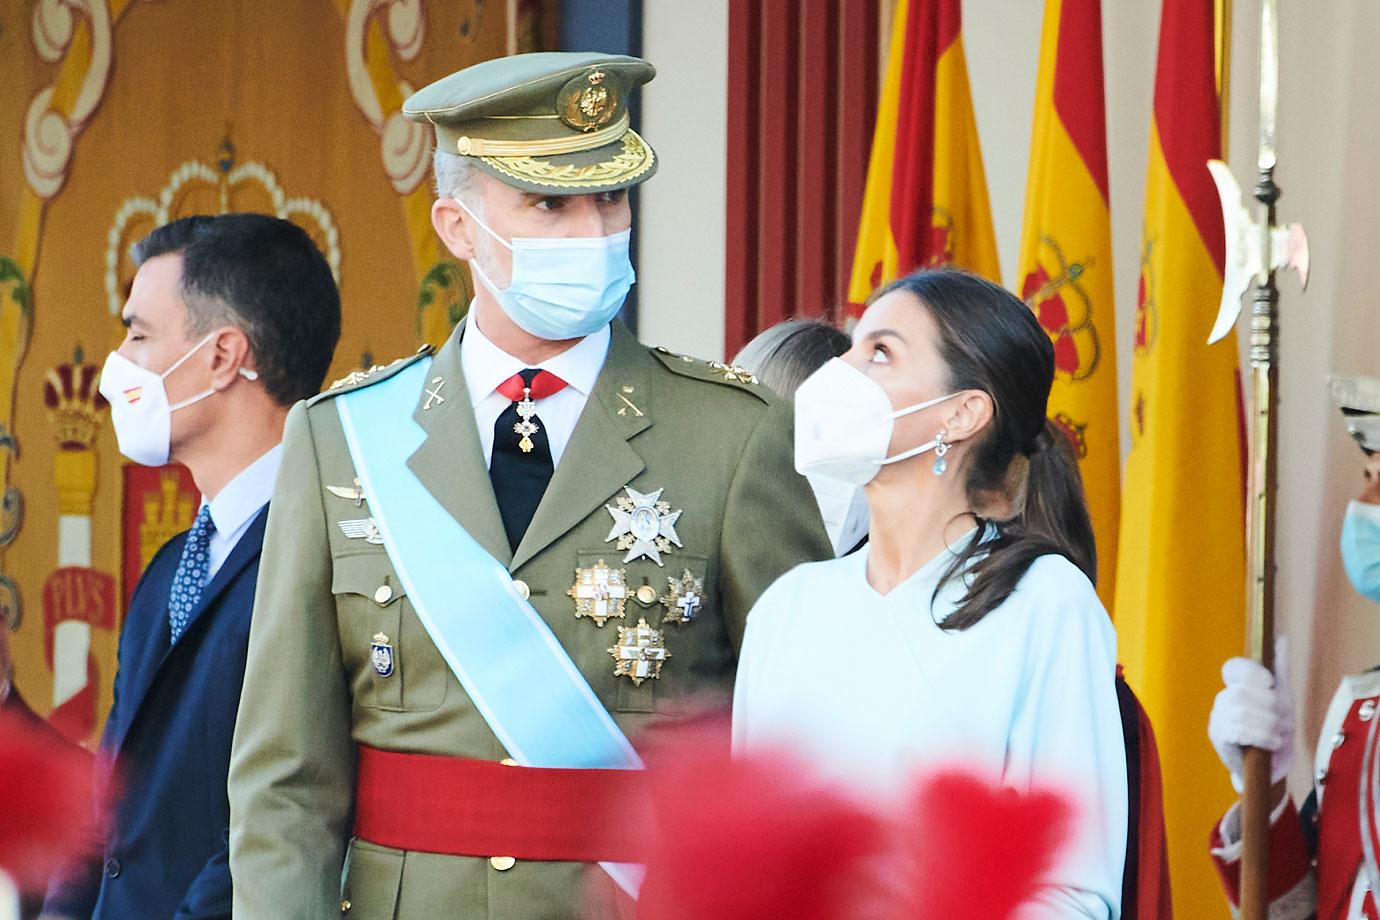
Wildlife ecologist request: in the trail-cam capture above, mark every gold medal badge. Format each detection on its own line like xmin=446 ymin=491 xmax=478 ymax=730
xmin=567 ymin=559 xmax=629 ymax=627
xmin=660 ymin=569 xmax=705 ymax=625
xmin=608 ymin=617 xmax=670 ymax=686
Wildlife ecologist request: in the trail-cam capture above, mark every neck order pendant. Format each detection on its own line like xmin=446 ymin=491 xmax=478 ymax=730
xmin=514 ymin=386 xmax=539 ymax=453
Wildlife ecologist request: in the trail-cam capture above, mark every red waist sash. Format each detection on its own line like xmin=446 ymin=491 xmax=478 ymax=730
xmin=353 ymin=745 xmax=646 ymax=863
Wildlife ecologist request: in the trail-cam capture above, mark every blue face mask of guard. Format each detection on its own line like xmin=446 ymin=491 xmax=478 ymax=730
xmin=458 ymin=200 xmax=635 ymax=341
xmin=1341 ymin=501 xmax=1380 ymax=603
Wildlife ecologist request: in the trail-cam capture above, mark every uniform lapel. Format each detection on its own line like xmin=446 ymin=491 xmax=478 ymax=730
xmin=404 ymin=319 xmax=513 ymax=566
xmin=511 ymin=322 xmax=652 ymax=571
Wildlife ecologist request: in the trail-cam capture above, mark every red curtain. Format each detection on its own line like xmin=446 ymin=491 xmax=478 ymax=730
xmin=724 ymin=0 xmax=881 ymax=356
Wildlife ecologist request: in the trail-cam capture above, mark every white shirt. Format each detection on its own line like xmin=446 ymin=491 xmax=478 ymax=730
xmin=202 ymin=444 xmax=282 ymax=581
xmin=460 ymin=320 xmax=611 ymax=467
xmin=734 ymin=544 xmax=1127 ymax=920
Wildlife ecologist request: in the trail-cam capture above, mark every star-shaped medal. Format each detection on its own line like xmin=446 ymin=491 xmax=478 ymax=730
xmin=604 ymin=486 xmax=683 ymax=565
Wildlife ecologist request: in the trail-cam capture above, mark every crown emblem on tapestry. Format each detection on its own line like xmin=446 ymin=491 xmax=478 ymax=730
xmin=43 ymin=351 xmax=107 ymax=452
xmin=104 ymin=137 xmax=341 ymax=318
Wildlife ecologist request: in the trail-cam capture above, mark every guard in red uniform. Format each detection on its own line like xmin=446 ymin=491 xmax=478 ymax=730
xmin=1207 ymin=455 xmax=1380 ymax=919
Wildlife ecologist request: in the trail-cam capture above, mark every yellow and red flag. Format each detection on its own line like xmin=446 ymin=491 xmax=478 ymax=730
xmin=847 ymin=0 xmax=999 ymax=314
xmin=1114 ymin=0 xmax=1245 ymax=915
xmin=1016 ymin=0 xmax=1119 ymax=605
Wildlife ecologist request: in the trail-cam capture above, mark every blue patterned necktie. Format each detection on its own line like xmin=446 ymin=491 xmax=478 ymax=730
xmin=168 ymin=505 xmax=214 ymax=645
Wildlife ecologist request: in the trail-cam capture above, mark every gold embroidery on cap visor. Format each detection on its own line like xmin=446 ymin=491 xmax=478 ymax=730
xmin=478 ymin=131 xmax=656 ymax=191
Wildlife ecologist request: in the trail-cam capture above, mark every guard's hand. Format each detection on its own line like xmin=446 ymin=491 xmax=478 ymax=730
xmin=1207 ymin=638 xmax=1295 ymax=793
xmin=1360 ymin=455 xmax=1380 ymax=505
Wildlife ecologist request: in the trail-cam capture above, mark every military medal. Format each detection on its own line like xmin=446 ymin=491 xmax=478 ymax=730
xmin=568 ymin=560 xmax=629 ymax=626
xmin=604 ymin=486 xmax=682 ymax=565
xmin=339 ymin=518 xmax=384 ymax=544
xmin=607 ymin=617 xmax=670 ymax=686
xmin=327 ymin=479 xmax=367 ymax=507
xmin=660 ymin=569 xmax=705 ymax=625
xmin=370 ymin=632 xmax=395 ymax=677
xmin=514 ymin=386 xmax=539 ymax=453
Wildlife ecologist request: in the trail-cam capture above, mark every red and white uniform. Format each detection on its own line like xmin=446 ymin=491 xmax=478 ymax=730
xmin=1211 ymin=671 xmax=1380 ymax=920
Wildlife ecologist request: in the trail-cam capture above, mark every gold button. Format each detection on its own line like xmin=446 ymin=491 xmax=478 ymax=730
xmin=500 ymin=757 xmax=518 ymax=766
xmin=512 ymin=579 xmax=530 ymax=600
xmin=374 ymin=585 xmax=393 ymax=605
xmin=635 ymin=585 xmax=658 ymax=606
xmin=490 ymin=856 xmax=516 ymax=871
xmin=341 ymin=899 xmax=352 ymax=913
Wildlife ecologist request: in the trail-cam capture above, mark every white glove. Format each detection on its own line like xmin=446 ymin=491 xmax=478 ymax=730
xmin=1207 ymin=637 xmax=1294 ymax=793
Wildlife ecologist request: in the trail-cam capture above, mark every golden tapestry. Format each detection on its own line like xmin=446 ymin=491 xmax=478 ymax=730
xmin=0 ymin=0 xmax=552 ymax=745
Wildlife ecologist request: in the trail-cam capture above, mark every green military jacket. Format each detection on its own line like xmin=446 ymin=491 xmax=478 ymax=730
xmin=228 ymin=319 xmax=831 ymax=919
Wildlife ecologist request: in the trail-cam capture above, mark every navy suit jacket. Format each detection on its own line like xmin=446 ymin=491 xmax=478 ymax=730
xmin=45 ymin=507 xmax=268 ymax=920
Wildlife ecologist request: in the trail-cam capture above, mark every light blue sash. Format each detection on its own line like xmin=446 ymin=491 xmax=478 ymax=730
xmin=336 ymin=358 xmax=642 ymax=896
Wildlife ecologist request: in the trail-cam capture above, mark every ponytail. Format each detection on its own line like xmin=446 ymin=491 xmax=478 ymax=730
xmin=868 ymin=269 xmax=1098 ymax=631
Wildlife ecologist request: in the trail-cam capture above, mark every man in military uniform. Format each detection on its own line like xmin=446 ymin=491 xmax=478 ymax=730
xmin=227 ymin=52 xmax=831 ymax=919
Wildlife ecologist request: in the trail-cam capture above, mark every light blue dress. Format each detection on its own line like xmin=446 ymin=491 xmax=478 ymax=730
xmin=733 ymin=542 xmax=1128 ymax=920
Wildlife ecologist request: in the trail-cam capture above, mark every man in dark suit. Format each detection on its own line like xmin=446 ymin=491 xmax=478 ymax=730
xmin=41 ymin=213 xmax=341 ymax=920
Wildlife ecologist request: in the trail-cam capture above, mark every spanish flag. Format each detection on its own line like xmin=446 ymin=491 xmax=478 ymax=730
xmin=847 ymin=0 xmax=998 ymax=313
xmin=1114 ymin=0 xmax=1245 ymax=916
xmin=1016 ymin=0 xmax=1119 ymax=606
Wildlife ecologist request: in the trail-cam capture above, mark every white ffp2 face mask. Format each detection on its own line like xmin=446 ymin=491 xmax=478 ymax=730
xmin=98 ymin=332 xmax=258 ymax=467
xmin=806 ymin=472 xmax=871 ymax=556
xmin=458 ymin=199 xmax=635 ymax=341
xmin=794 ymin=357 xmax=959 ymax=488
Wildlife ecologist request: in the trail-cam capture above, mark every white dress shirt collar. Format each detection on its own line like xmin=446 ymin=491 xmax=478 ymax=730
xmin=460 ymin=315 xmax=611 ymax=406
xmin=203 ymin=443 xmax=283 ymax=538
xmin=199 ymin=443 xmax=282 ymax=580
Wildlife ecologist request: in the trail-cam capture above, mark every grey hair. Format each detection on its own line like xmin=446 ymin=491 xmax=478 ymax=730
xmin=731 ymin=318 xmax=851 ymax=399
xmin=433 ymin=149 xmax=480 ymax=203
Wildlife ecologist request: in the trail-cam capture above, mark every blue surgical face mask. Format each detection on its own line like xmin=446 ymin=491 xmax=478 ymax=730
xmin=1341 ymin=501 xmax=1380 ymax=603
xmin=458 ymin=199 xmax=635 ymax=341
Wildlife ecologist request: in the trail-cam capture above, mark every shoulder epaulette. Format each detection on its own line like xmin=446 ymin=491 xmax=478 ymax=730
xmin=307 ymin=345 xmax=435 ymax=407
xmin=649 ymin=346 xmax=770 ymax=403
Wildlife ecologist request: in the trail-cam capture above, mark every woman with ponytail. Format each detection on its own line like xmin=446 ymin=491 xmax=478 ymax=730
xmin=733 ymin=268 xmax=1126 ymax=919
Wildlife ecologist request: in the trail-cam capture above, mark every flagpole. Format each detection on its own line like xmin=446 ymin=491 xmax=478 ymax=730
xmin=1231 ymin=2 xmax=1279 ymax=910
xmin=1216 ymin=0 xmax=1232 ymax=157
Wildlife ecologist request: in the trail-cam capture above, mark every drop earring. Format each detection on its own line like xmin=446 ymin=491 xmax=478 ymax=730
xmin=932 ymin=430 xmax=949 ymax=475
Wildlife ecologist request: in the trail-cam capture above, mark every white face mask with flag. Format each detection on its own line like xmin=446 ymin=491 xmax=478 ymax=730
xmin=98 ymin=332 xmax=258 ymax=467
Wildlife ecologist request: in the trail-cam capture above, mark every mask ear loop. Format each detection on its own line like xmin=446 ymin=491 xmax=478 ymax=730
xmin=162 ymin=332 xmax=260 ymax=411
xmin=454 ymin=199 xmax=514 ymax=252
xmin=878 ymin=392 xmax=963 ymax=466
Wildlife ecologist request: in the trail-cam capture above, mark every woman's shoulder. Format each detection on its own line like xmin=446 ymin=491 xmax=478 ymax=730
xmin=1010 ymin=553 xmax=1110 ymax=630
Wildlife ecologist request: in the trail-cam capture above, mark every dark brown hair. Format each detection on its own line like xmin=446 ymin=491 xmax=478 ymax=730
xmin=872 ymin=267 xmax=1097 ymax=630
xmin=134 ymin=214 xmax=342 ymax=405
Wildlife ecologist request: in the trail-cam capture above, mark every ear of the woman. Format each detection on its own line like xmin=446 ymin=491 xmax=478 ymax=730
xmin=943 ymin=390 xmax=995 ymax=444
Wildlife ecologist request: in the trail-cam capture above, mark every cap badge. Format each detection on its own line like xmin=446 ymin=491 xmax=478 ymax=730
xmin=560 ymin=70 xmax=620 ymax=132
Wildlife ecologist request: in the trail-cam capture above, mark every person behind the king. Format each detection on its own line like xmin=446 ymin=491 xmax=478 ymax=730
xmin=41 ymin=214 xmax=342 ymax=920
xmin=227 ymin=51 xmax=832 ymax=919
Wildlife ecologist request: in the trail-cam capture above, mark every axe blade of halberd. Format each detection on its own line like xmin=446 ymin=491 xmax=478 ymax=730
xmin=1206 ymin=160 xmax=1311 ymax=345
xmin=1207 ymin=160 xmax=1257 ymax=345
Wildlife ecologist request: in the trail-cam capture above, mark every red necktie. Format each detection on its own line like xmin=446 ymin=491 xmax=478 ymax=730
xmin=496 ymin=369 xmax=568 ymax=403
